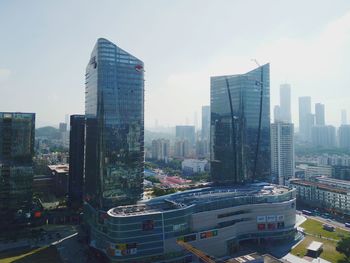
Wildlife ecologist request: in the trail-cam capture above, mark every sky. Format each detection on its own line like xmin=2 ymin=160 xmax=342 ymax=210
xmin=0 ymin=0 xmax=349 ymax=128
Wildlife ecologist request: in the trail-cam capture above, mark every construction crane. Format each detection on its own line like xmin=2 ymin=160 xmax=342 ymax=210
xmin=176 ymin=240 xmax=217 ymax=263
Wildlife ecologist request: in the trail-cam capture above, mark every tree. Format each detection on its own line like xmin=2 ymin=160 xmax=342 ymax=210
xmin=337 ymin=236 xmax=350 ymax=263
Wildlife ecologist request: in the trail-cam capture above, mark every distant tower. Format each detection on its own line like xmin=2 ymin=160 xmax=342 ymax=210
xmin=211 ymin=64 xmax=270 ymax=184
xmin=315 ymin=103 xmax=325 ymax=126
xmin=274 ymin=105 xmax=281 ymax=123
xmin=279 ymin=84 xmax=291 ymax=123
xmin=341 ymin=109 xmax=348 ymax=125
xmin=271 ymin=122 xmax=295 ymax=185
xmin=201 ymin=105 xmax=210 ymax=141
xmin=298 ymin=96 xmax=313 ymax=142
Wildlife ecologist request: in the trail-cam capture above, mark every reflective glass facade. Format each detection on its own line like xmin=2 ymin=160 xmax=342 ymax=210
xmin=68 ymin=115 xmax=85 ymax=208
xmin=0 ymin=112 xmax=35 ymax=225
xmin=85 ymin=38 xmax=144 ymax=209
xmin=210 ymin=64 xmax=271 ymax=184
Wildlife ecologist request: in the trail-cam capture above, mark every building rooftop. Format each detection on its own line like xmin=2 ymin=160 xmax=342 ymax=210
xmin=108 ymin=183 xmax=292 ymax=217
xmin=48 ymin=164 xmax=69 ymax=174
xmin=291 ymin=179 xmax=349 ymax=194
xmin=307 ymin=241 xmax=323 ymax=252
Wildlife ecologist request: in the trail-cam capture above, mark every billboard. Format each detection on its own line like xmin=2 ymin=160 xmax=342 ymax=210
xmin=257 ymin=216 xmax=266 ymax=223
xmin=200 ymin=230 xmax=218 ymax=239
xmin=115 ymin=243 xmax=137 ymax=256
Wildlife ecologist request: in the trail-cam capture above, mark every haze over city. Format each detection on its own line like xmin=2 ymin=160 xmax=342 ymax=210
xmin=0 ymin=0 xmax=350 ymax=128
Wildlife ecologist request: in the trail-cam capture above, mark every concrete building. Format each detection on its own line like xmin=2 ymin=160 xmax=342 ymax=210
xmin=271 ymin=122 xmax=294 ymax=185
xmin=174 ymin=140 xmax=191 ymax=158
xmin=315 ymin=103 xmax=325 ymax=126
xmin=151 ymin=139 xmax=170 ymax=162
xmin=181 ymin=159 xmax=208 ymax=176
xmin=338 ymin=125 xmax=350 ymax=149
xmin=290 ymin=178 xmax=350 ymax=216
xmin=0 ymin=112 xmax=35 ymax=226
xmin=298 ymin=96 xmax=313 ymax=142
xmin=295 ymin=164 xmax=332 ymax=180
xmin=279 ymin=84 xmax=291 ymax=123
xmin=84 ymin=184 xmax=296 ymax=263
xmin=311 ymin=125 xmax=336 ymax=148
xmin=48 ymin=164 xmax=69 ymax=197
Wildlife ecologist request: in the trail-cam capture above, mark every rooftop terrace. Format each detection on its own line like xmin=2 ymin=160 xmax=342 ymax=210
xmin=108 ymin=183 xmax=292 ymax=217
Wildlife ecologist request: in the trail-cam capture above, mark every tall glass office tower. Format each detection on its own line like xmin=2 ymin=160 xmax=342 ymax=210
xmin=210 ymin=64 xmax=271 ymax=184
xmin=0 ymin=112 xmax=35 ymax=226
xmin=85 ymin=38 xmax=144 ymax=209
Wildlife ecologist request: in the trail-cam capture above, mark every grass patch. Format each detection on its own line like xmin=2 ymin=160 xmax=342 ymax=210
xmin=0 ymin=245 xmax=62 ymax=263
xmin=291 ymin=235 xmax=345 ymax=263
xmin=300 ymin=218 xmax=350 ymax=240
xmin=291 ymin=218 xmax=350 ymax=262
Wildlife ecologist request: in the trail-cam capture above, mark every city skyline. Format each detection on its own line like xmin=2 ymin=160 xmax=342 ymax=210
xmin=0 ymin=1 xmax=350 ymax=128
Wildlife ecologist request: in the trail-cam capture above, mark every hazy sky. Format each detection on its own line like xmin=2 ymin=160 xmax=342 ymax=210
xmin=0 ymin=0 xmax=349 ymax=128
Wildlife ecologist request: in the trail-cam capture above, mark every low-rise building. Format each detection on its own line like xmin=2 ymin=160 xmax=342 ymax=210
xmin=290 ymin=178 xmax=350 ymax=216
xmin=48 ymin=164 xmax=69 ymax=197
xmin=181 ymin=159 xmax=208 ymax=176
xmin=84 ymin=184 xmax=296 ymax=263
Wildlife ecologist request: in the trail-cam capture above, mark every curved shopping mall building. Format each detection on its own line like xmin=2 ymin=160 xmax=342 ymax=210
xmin=84 ymin=183 xmax=296 ymax=263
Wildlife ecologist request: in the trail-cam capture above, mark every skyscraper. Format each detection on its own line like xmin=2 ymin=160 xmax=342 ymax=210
xmin=341 ymin=109 xmax=348 ymax=125
xmin=339 ymin=125 xmax=350 ymax=149
xmin=315 ymin=103 xmax=325 ymax=126
xmin=84 ymin=38 xmax=144 ymax=209
xmin=311 ymin=125 xmax=336 ymax=148
xmin=68 ymin=115 xmax=85 ymax=208
xmin=0 ymin=112 xmax=35 ymax=226
xmin=271 ymin=122 xmax=294 ymax=185
xmin=279 ymin=84 xmax=291 ymax=123
xmin=298 ymin=96 xmax=313 ymax=142
xmin=201 ymin=105 xmax=210 ymax=141
xmin=210 ymin=64 xmax=271 ymax=184
xmin=273 ymin=105 xmax=281 ymax=122
xmin=175 ymin=125 xmax=195 ymax=146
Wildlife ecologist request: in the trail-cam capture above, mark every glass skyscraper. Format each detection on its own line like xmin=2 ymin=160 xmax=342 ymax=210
xmin=0 ymin=112 xmax=35 ymax=226
xmin=68 ymin=114 xmax=85 ymax=208
xmin=85 ymin=38 xmax=144 ymax=209
xmin=210 ymin=64 xmax=271 ymax=184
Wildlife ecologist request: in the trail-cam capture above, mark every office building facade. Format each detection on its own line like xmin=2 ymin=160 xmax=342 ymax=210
xmin=0 ymin=112 xmax=35 ymax=225
xmin=151 ymin=139 xmax=170 ymax=162
xmin=279 ymin=84 xmax=291 ymax=123
xmin=84 ymin=184 xmax=296 ymax=263
xmin=84 ymin=38 xmax=144 ymax=209
xmin=201 ymin=105 xmax=210 ymax=141
xmin=298 ymin=96 xmax=314 ymax=142
xmin=338 ymin=125 xmax=350 ymax=149
xmin=210 ymin=64 xmax=271 ymax=184
xmin=315 ymin=103 xmax=325 ymax=126
xmin=311 ymin=125 xmax=336 ymax=148
xmin=68 ymin=115 xmax=85 ymax=208
xmin=271 ymin=122 xmax=295 ymax=185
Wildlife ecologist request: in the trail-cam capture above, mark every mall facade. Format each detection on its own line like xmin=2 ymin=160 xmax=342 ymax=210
xmin=84 ymin=183 xmax=296 ymax=263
